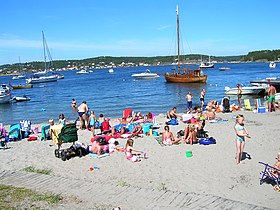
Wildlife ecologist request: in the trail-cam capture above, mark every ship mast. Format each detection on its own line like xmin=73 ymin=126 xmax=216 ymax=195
xmin=176 ymin=5 xmax=180 ymax=74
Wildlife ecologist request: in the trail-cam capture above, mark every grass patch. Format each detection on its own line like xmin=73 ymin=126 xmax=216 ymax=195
xmin=116 ymin=180 xmax=130 ymax=187
xmin=23 ymin=166 xmax=52 ymax=175
xmin=0 ymin=184 xmax=63 ymax=209
xmin=158 ymin=182 xmax=167 ymax=191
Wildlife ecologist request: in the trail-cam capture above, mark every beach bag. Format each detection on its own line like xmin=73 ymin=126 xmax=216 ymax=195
xmin=58 ymin=124 xmax=78 ymax=143
xmin=9 ymin=123 xmax=22 ymax=141
xmin=166 ymin=119 xmax=178 ymax=125
xmin=95 ymin=136 xmax=107 ymax=145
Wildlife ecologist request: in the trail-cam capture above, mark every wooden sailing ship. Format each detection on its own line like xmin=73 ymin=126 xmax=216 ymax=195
xmin=164 ymin=6 xmax=207 ymax=83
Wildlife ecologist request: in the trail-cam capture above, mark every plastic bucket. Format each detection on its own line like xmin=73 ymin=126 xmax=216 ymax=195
xmin=185 ymin=150 xmax=193 ymax=158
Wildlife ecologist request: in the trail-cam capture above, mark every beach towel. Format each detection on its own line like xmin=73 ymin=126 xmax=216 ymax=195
xmin=166 ymin=119 xmax=179 ymax=125
xmin=41 ymin=124 xmax=50 ymax=140
xmin=208 ymin=119 xmax=228 ymax=123
xmin=89 ymin=153 xmax=110 ymax=159
xmin=142 ymin=123 xmax=153 ymax=134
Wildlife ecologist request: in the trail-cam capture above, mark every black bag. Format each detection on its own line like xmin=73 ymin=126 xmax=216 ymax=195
xmin=96 ymin=136 xmax=107 ymax=145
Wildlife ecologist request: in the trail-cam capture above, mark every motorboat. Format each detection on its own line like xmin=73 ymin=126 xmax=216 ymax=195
xmin=34 ymin=70 xmax=47 ymax=75
xmin=269 ymin=62 xmax=276 ymax=68
xmin=219 ymin=67 xmax=231 ymax=71
xmin=76 ymin=69 xmax=89 ymax=74
xmin=132 ymin=69 xmax=159 ymax=79
xmin=275 ymin=93 xmax=280 ymax=102
xmin=26 ymin=74 xmax=57 ymax=84
xmin=12 ymin=74 xmax=26 ymax=80
xmin=108 ymin=68 xmax=114 ymax=73
xmin=55 ymin=73 xmax=65 ymax=79
xmin=12 ymin=95 xmax=31 ymax=102
xmin=0 ymin=84 xmax=12 ymax=104
xmin=225 ymin=86 xmax=267 ymax=95
xmin=250 ymin=77 xmax=280 ymax=86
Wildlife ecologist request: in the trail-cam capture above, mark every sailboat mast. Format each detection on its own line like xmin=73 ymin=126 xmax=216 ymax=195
xmin=176 ymin=5 xmax=180 ymax=74
xmin=42 ymin=31 xmax=47 ymax=71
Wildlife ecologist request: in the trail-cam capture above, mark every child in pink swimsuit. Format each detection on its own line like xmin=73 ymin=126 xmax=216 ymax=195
xmin=125 ymin=139 xmax=143 ymax=162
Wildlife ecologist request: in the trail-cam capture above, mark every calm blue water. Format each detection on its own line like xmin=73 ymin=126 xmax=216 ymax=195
xmin=0 ymin=62 xmax=279 ymax=124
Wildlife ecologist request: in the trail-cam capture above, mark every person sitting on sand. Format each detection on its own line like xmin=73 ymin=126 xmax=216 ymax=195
xmin=111 ymin=117 xmax=127 ymax=135
xmin=205 ymin=107 xmax=216 ymax=120
xmin=272 ymin=153 xmax=280 ymax=178
xmin=207 ymin=100 xmax=219 ymax=111
xmin=162 ymin=125 xmax=181 ymax=145
xmin=183 ymin=124 xmax=197 ymax=145
xmin=125 ymin=139 xmax=143 ymax=162
xmin=167 ymin=107 xmax=182 ymax=119
xmin=58 ymin=113 xmax=71 ymax=125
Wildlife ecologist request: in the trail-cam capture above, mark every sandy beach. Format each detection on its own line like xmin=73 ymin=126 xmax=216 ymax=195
xmin=0 ymin=110 xmax=279 ymax=209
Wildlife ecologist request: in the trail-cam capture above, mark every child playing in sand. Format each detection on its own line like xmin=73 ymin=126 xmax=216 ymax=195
xmin=88 ymin=111 xmax=97 ymax=136
xmin=234 ymin=114 xmax=251 ymax=165
xmin=125 ymin=139 xmax=143 ymax=162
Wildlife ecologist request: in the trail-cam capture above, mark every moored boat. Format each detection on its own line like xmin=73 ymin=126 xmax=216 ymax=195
xmin=108 ymin=68 xmax=114 ymax=73
xmin=12 ymin=95 xmax=31 ymax=102
xmin=131 ymin=69 xmax=159 ymax=79
xmin=219 ymin=67 xmax=231 ymax=71
xmin=9 ymin=82 xmax=33 ymax=89
xmin=269 ymin=62 xmax=276 ymax=68
xmin=225 ymin=86 xmax=267 ymax=95
xmin=0 ymin=84 xmax=12 ymax=104
xmin=26 ymin=75 xmax=57 ymax=84
xmin=76 ymin=69 xmax=89 ymax=74
xmin=164 ymin=5 xmax=207 ymax=83
xmin=199 ymin=56 xmax=214 ymax=69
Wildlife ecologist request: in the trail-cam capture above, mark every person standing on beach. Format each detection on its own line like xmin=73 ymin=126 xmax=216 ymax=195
xmin=77 ymin=101 xmax=89 ymax=129
xmin=200 ymin=88 xmax=206 ymax=107
xmin=237 ymin=84 xmax=242 ymax=109
xmin=267 ymin=84 xmax=277 ymax=112
xmin=186 ymin=92 xmax=193 ymax=110
xmin=234 ymin=114 xmax=250 ymax=165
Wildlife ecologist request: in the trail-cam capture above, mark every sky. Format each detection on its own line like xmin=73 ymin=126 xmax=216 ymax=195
xmin=0 ymin=0 xmax=279 ymax=65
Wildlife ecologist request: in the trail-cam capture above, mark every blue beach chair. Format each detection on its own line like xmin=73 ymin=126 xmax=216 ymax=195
xmin=41 ymin=124 xmax=51 ymax=140
xmin=9 ymin=123 xmax=22 ymax=141
xmin=259 ymin=161 xmax=280 ymax=187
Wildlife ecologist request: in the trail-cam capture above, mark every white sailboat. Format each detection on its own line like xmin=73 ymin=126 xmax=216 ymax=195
xmin=199 ymin=56 xmax=214 ymax=68
xmin=26 ymin=31 xmax=58 ymax=84
xmin=12 ymin=57 xmax=26 ymax=80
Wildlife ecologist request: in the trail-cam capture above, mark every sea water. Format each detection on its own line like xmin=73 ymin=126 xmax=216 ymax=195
xmin=0 ymin=62 xmax=279 ymax=124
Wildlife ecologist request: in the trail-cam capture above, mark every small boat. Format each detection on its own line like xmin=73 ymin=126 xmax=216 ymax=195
xmin=56 ymin=73 xmax=64 ymax=79
xmin=0 ymin=84 xmax=12 ymax=104
xmin=131 ymin=69 xmax=159 ymax=79
xmin=250 ymin=77 xmax=280 ymax=86
xmin=108 ymin=68 xmax=114 ymax=73
xmin=34 ymin=70 xmax=47 ymax=75
xmin=12 ymin=74 xmax=26 ymax=80
xmin=9 ymin=82 xmax=33 ymax=89
xmin=164 ymin=6 xmax=207 ymax=83
xmin=225 ymin=86 xmax=267 ymax=95
xmin=219 ymin=67 xmax=231 ymax=71
xmin=275 ymin=93 xmax=280 ymax=102
xmin=76 ymin=69 xmax=89 ymax=74
xmin=269 ymin=62 xmax=276 ymax=68
xmin=12 ymin=95 xmax=31 ymax=102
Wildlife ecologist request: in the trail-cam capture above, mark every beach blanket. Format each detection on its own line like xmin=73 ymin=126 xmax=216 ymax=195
xmin=208 ymin=119 xmax=228 ymax=123
xmin=89 ymin=153 xmax=110 ymax=159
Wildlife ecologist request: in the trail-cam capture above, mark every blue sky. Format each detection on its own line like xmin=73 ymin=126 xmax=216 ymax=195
xmin=0 ymin=0 xmax=279 ymax=65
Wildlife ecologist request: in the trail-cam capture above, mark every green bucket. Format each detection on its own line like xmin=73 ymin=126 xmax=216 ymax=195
xmin=185 ymin=150 xmax=193 ymax=158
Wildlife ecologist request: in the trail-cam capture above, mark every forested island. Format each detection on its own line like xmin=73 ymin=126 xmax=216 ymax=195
xmin=0 ymin=49 xmax=279 ymax=75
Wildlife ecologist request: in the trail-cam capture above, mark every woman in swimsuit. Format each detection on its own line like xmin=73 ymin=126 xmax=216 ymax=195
xmin=125 ymin=139 xmax=143 ymax=162
xmin=234 ymin=114 xmax=250 ymax=165
xmin=162 ymin=125 xmax=181 ymax=145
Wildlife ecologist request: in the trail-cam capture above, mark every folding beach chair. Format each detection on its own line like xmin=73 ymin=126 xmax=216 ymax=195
xmin=123 ymin=108 xmax=133 ymax=119
xmin=41 ymin=124 xmax=50 ymax=140
xmin=244 ymin=99 xmax=252 ymax=111
xmin=8 ymin=123 xmax=22 ymax=141
xmin=259 ymin=162 xmax=280 ymax=186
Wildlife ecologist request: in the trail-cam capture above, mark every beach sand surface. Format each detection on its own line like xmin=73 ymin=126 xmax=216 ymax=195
xmin=0 ymin=111 xmax=279 ymax=209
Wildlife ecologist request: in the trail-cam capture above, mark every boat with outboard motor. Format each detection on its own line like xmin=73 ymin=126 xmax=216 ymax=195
xmin=0 ymin=84 xmax=12 ymax=104
xmin=225 ymin=86 xmax=267 ymax=95
xmin=131 ymin=69 xmax=159 ymax=79
xmin=12 ymin=95 xmax=31 ymax=102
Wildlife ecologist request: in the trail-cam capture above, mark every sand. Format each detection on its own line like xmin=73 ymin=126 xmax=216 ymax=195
xmin=0 ymin=110 xmax=279 ymax=209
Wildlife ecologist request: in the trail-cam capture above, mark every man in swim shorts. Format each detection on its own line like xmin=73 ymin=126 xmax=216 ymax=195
xmin=77 ymin=101 xmax=89 ymax=129
xmin=268 ymin=84 xmax=277 ymax=112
